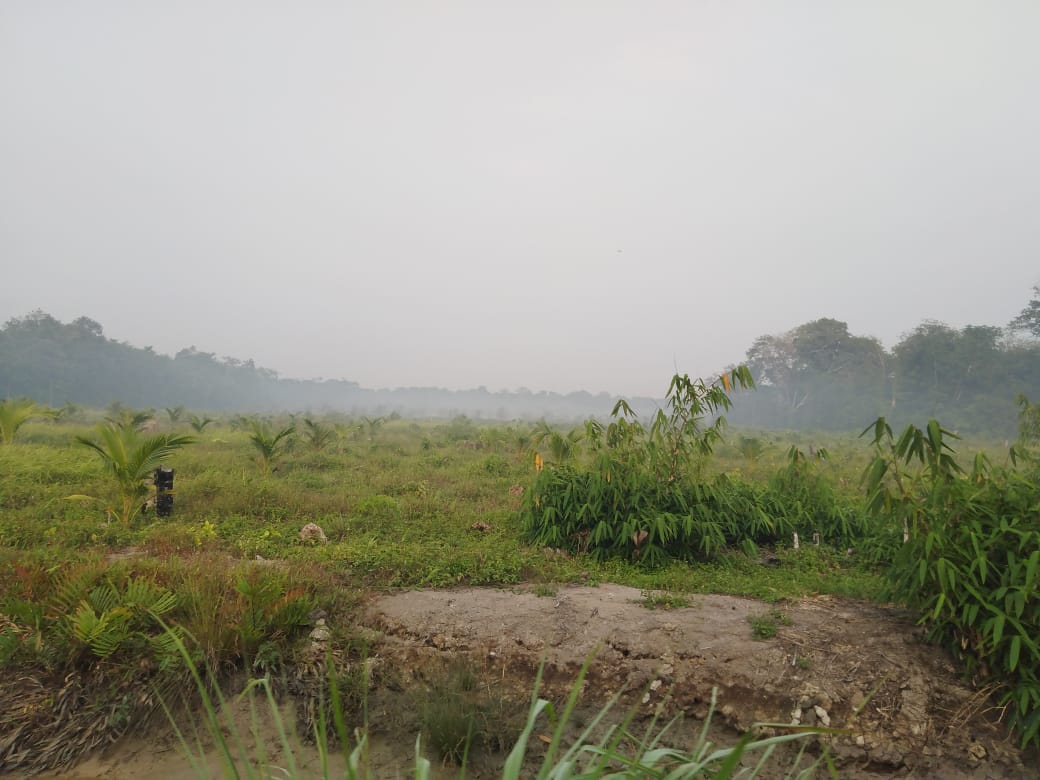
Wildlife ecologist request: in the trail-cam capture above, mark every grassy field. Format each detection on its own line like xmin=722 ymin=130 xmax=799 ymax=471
xmin=0 ymin=406 xmax=1035 ymax=775
xmin=0 ymin=415 xmax=904 ymax=595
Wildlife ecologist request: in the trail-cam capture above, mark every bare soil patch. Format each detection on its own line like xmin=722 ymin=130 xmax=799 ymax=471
xmin=370 ymin=584 xmax=1036 ymax=778
xmin=16 ymin=585 xmax=1037 ymax=779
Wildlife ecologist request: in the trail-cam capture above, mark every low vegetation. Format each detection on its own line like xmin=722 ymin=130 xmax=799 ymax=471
xmin=0 ymin=373 xmax=1038 ymax=775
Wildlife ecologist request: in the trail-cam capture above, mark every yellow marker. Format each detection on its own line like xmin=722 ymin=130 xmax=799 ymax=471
xmin=722 ymin=373 xmax=732 ymax=392
xmin=534 ymin=452 xmax=544 ymax=471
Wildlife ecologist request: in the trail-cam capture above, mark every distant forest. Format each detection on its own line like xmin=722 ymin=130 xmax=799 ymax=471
xmin=0 ymin=311 xmax=651 ymax=421
xmin=2 ymin=287 xmax=1039 ymax=436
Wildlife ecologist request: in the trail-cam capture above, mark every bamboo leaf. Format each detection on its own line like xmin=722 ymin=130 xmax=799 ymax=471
xmin=1009 ymin=636 xmax=1021 ymax=672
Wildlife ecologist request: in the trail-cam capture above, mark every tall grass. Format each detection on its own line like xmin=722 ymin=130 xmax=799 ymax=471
xmin=161 ymin=634 xmax=834 ymax=780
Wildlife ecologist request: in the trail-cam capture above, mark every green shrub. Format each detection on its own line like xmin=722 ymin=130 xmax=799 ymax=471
xmin=356 ymin=494 xmax=400 ymax=520
xmin=522 ymin=371 xmax=761 ymax=566
xmin=863 ymin=417 xmax=1040 ymax=748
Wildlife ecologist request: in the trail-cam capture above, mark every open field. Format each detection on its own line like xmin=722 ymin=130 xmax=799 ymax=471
xmin=0 ymin=410 xmax=1037 ymax=778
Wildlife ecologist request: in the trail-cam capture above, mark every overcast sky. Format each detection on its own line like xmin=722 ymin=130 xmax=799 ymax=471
xmin=2 ymin=1 xmax=1038 ymax=397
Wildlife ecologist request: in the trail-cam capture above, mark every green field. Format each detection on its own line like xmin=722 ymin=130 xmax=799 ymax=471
xmin=1 ymin=391 xmax=1038 ymax=775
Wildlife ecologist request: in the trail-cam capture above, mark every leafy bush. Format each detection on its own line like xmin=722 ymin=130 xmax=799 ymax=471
xmin=522 ymin=370 xmax=823 ymax=565
xmin=863 ymin=417 xmax=1040 ymax=748
xmin=356 ymin=494 xmax=400 ymax=520
xmin=762 ymin=446 xmax=868 ymax=548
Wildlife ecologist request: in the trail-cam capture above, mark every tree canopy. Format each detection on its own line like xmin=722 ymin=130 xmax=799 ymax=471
xmin=3 ymin=295 xmax=1039 ymax=435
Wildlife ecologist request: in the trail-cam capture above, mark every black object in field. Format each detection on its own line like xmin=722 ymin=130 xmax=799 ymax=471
xmin=154 ymin=466 xmax=174 ymax=517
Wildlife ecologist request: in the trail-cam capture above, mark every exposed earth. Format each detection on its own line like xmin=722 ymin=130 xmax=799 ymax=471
xmin=33 ymin=584 xmax=1039 ymax=778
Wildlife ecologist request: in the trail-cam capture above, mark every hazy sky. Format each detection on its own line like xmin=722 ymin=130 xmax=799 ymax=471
xmin=2 ymin=1 xmax=1038 ymax=397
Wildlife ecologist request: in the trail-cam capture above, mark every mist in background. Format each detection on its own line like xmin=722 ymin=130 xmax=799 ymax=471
xmin=2 ymin=1 xmax=1038 ymax=397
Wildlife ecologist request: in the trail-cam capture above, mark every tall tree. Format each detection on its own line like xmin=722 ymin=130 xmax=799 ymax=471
xmin=1009 ymin=285 xmax=1040 ymax=338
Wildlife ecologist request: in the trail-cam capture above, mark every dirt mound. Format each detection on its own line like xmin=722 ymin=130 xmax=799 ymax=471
xmin=370 ymin=584 xmax=1035 ymax=778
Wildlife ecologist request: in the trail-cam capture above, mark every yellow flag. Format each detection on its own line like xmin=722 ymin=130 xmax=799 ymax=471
xmin=534 ymin=452 xmax=544 ymax=471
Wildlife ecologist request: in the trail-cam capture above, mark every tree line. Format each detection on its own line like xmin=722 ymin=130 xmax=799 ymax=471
xmin=2 ymin=286 xmax=1038 ymax=435
xmin=727 ymin=286 xmax=1040 ymax=436
xmin=0 ymin=311 xmax=651 ymax=420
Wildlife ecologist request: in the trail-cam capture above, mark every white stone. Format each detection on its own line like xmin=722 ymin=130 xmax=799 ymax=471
xmin=814 ymin=705 xmax=831 ymax=727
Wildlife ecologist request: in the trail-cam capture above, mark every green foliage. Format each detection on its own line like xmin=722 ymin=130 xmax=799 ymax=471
xmin=530 ymin=421 xmax=585 ymax=464
xmin=75 ymin=423 xmax=194 ymax=525
xmin=417 ymin=658 xmax=518 ymax=764
xmin=737 ymin=436 xmax=768 ymax=462
xmin=165 ymin=649 xmax=828 ymax=780
xmin=0 ymin=398 xmax=56 ymax=445
xmin=862 ymin=417 xmax=1040 ymax=748
xmin=638 ymin=590 xmax=689 ymax=610
xmin=762 ymin=446 xmax=867 ymax=548
xmin=356 ymin=494 xmax=401 ymax=520
xmin=105 ymin=404 xmax=155 ymax=432
xmin=1009 ymin=284 xmax=1040 ymax=339
xmin=482 ymin=454 xmax=510 ymax=476
xmin=524 ymin=370 xmax=773 ymax=565
xmin=58 ymin=577 xmax=182 ymax=667
xmin=748 ymin=609 xmax=791 ymax=640
xmin=247 ymin=419 xmax=295 ymax=476
xmin=233 ymin=568 xmax=314 ymax=672
xmin=360 ymin=416 xmax=384 ymax=442
xmin=1016 ymin=394 xmax=1040 ymax=450
xmin=302 ymin=418 xmax=336 ymax=452
xmin=188 ymin=414 xmax=215 ymax=433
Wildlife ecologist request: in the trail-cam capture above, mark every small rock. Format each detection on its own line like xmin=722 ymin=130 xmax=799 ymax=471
xmin=855 ymin=735 xmax=865 ymax=747
xmin=650 ymin=679 xmax=662 ymax=692
xmin=299 ymin=522 xmax=328 ymax=544
xmin=814 ymin=705 xmax=831 ymax=727
xmin=968 ymin=742 xmax=987 ymax=761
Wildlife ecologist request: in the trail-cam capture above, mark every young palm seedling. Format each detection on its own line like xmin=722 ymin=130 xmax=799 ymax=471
xmin=247 ymin=419 xmax=296 ymax=476
xmin=0 ymin=397 xmax=56 ymax=444
xmin=74 ymin=422 xmax=194 ymax=524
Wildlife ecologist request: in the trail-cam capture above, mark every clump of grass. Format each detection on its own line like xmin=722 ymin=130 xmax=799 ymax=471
xmin=166 ymin=646 xmax=832 ymax=780
xmin=418 ymin=657 xmax=520 ymax=764
xmin=638 ymin=589 xmax=690 ymax=610
xmin=748 ymin=608 xmax=792 ymax=640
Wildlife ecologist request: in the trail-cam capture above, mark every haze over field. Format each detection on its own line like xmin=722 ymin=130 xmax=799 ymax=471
xmin=2 ymin=1 xmax=1038 ymax=397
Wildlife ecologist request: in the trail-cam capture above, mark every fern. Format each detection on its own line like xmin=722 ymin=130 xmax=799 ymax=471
xmin=70 ymin=601 xmax=132 ymax=658
xmin=123 ymin=578 xmax=178 ymax=617
xmin=49 ymin=563 xmax=106 ymax=622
